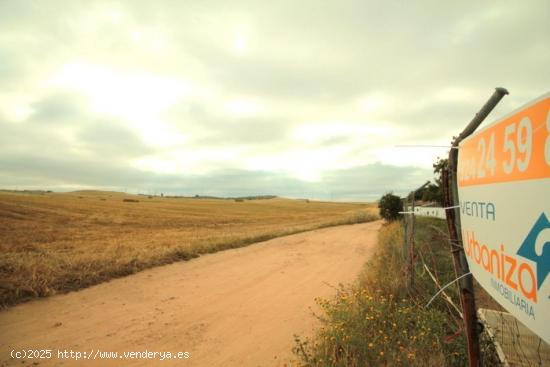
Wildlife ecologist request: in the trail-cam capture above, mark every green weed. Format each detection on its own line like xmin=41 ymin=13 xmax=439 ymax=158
xmin=293 ymin=219 xmax=469 ymax=366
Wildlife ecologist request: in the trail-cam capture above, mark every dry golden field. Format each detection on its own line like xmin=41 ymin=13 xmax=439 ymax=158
xmin=0 ymin=190 xmax=378 ymax=307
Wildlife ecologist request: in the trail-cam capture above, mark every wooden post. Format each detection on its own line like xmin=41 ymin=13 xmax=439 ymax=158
xmin=409 ymin=181 xmax=430 ymax=289
xmin=410 ymin=195 xmax=415 ymax=288
xmin=403 ymin=199 xmax=409 ymax=263
xmin=443 ymin=87 xmax=508 ymax=367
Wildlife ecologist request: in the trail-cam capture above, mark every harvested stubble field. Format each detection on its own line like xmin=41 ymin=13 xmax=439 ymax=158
xmin=0 ymin=190 xmax=377 ymax=308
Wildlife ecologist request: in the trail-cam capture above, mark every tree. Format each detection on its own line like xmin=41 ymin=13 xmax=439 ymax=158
xmin=431 ymin=157 xmax=449 ymax=205
xmin=378 ymin=192 xmax=403 ymax=221
xmin=421 ymin=183 xmax=440 ymax=202
xmin=407 ymin=186 xmax=427 ymax=201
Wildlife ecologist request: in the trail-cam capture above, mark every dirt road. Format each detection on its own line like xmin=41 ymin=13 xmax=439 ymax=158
xmin=1 ymin=221 xmax=381 ymax=367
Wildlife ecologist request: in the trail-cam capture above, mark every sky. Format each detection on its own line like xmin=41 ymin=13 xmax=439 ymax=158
xmin=1 ymin=1 xmax=549 ymax=201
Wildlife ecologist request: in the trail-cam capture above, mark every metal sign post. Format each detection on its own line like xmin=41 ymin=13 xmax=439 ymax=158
xmin=444 ymin=87 xmax=509 ymax=367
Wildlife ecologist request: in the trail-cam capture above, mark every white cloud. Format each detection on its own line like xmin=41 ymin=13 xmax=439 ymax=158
xmin=134 ymin=146 xmax=246 ymax=175
xmin=0 ymin=99 xmax=34 ymax=122
xmin=357 ymin=93 xmax=392 ymax=116
xmin=292 ymin=122 xmax=392 ymax=146
xmin=50 ymin=62 xmax=189 ymax=119
xmin=231 ymin=26 xmax=251 ymax=56
xmin=48 ymin=61 xmax=194 ymax=149
xmin=243 ymin=148 xmax=347 ymax=182
xmin=224 ymin=98 xmax=264 ymax=117
xmin=1 ymin=0 xmax=549 ymax=199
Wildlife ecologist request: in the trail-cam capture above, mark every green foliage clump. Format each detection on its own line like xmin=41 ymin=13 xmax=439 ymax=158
xmin=378 ymin=193 xmax=403 ymax=221
xmin=430 ymin=157 xmax=449 ymax=205
xmin=293 ymin=219 xmax=469 ymax=367
xmin=421 ymin=183 xmax=441 ymax=203
xmin=294 ymin=289 xmax=448 ymax=366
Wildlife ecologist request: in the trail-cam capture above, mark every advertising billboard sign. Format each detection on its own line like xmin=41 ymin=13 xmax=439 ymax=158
xmin=457 ymin=92 xmax=550 ymax=343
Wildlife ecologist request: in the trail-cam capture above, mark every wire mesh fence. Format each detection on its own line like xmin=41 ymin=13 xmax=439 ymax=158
xmin=401 ymin=202 xmax=550 ymax=366
xmin=479 ymin=308 xmax=550 ymax=366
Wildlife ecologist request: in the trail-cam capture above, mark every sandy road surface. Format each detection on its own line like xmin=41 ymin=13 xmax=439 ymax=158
xmin=1 ymin=221 xmax=381 ymax=367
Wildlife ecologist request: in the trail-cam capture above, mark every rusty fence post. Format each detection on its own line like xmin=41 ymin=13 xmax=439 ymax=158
xmin=403 ymin=199 xmax=409 ymax=264
xmin=443 ymin=87 xmax=509 ymax=367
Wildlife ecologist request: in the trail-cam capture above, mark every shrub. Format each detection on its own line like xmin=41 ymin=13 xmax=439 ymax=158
xmin=294 ymin=288 xmax=448 ymax=366
xmin=378 ymin=193 xmax=403 ymax=221
xmin=122 ymin=199 xmax=139 ymax=203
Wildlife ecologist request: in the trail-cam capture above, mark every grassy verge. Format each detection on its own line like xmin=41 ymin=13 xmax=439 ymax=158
xmin=0 ymin=191 xmax=378 ymax=308
xmin=293 ymin=217 xmax=499 ymax=366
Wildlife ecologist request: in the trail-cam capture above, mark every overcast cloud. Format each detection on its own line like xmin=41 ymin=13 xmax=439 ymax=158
xmin=1 ymin=0 xmax=549 ymax=200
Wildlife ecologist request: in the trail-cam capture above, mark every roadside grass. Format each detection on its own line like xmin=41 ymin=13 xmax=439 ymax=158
xmin=293 ymin=218 xmax=474 ymax=366
xmin=0 ymin=191 xmax=378 ymax=308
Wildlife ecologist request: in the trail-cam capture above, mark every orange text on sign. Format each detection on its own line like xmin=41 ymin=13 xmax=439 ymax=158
xmin=458 ymin=94 xmax=550 ymax=187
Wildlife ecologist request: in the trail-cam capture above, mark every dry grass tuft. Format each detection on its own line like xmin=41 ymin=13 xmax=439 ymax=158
xmin=0 ymin=191 xmax=378 ymax=307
